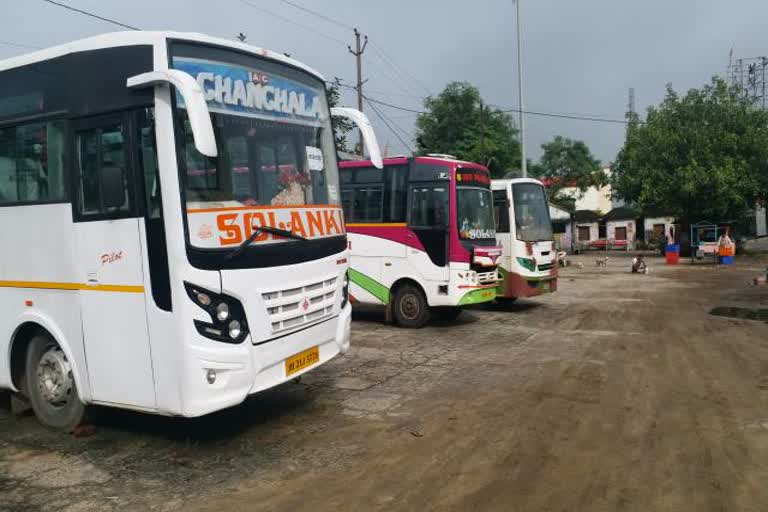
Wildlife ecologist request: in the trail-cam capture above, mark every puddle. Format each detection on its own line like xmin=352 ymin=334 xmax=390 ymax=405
xmin=709 ymin=306 xmax=768 ymax=323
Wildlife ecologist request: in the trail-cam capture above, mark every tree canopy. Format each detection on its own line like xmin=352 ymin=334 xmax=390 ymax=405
xmin=531 ymin=136 xmax=603 ymax=208
xmin=415 ymin=82 xmax=520 ymax=177
xmin=327 ymin=78 xmax=354 ymax=153
xmin=612 ymin=77 xmax=768 ymax=222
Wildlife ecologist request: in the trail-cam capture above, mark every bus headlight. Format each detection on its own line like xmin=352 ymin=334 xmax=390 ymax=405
xmin=216 ymin=302 xmax=230 ymax=322
xmin=184 ymin=282 xmax=249 ymax=344
xmin=516 ymin=257 xmax=536 ymax=272
xmin=228 ymin=320 xmax=242 ymax=339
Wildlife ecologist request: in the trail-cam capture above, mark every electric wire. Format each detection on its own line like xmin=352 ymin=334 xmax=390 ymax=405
xmin=367 ymin=42 xmax=432 ymax=96
xmin=39 ymin=0 xmax=139 ymax=30
xmin=238 ymin=0 xmax=347 ymax=46
xmin=364 ymin=97 xmax=414 ymax=153
xmin=363 ymin=94 xmax=632 ymax=124
xmin=275 ymin=0 xmax=354 ymax=31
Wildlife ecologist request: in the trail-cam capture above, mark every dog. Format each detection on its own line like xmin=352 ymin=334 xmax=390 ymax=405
xmin=595 ymin=256 xmax=609 ymax=267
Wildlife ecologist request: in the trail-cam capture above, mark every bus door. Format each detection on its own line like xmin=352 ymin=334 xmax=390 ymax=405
xmin=408 ymin=181 xmax=450 ymax=280
xmin=71 ymin=114 xmax=156 ymax=409
xmin=493 ymin=187 xmax=513 ymax=268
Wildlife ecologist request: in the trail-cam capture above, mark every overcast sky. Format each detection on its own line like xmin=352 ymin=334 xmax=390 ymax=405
xmin=3 ymin=0 xmax=768 ymax=165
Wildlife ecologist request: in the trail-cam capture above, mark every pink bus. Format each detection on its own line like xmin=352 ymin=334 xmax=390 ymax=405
xmin=339 ymin=155 xmax=502 ymax=327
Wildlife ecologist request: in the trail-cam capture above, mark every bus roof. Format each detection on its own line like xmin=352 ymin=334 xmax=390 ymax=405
xmin=0 ymin=31 xmax=325 ymax=81
xmin=339 ymin=155 xmax=490 ymax=171
xmin=492 ymin=177 xmax=545 ymax=187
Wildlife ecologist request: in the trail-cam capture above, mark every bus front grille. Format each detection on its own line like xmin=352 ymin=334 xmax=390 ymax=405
xmin=262 ymin=277 xmax=338 ymax=334
xmin=477 ymin=270 xmax=499 ymax=284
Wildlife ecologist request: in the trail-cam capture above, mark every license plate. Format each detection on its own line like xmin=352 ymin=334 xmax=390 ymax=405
xmin=540 ymin=281 xmax=549 ymax=291
xmin=285 ymin=346 xmax=320 ymax=377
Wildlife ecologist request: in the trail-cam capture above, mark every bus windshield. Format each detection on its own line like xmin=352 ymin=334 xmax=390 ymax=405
xmin=457 ymin=186 xmax=496 ymax=240
xmin=171 ymin=48 xmax=341 ymax=250
xmin=512 ymin=182 xmax=553 ymax=242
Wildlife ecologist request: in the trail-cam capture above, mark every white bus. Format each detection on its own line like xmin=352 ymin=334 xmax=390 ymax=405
xmin=339 ymin=156 xmax=502 ymax=328
xmin=492 ymin=178 xmax=557 ymax=300
xmin=0 ymin=32 xmax=381 ymax=431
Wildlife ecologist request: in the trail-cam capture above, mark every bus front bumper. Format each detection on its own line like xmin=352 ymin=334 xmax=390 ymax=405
xmin=498 ymin=270 xmax=558 ymax=299
xmin=180 ymin=303 xmax=351 ymax=417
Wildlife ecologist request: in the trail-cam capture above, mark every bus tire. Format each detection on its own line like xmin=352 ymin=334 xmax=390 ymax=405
xmin=497 ymin=296 xmax=518 ymax=304
xmin=392 ymin=284 xmax=430 ymax=328
xmin=24 ymin=334 xmax=87 ymax=432
xmin=431 ymin=306 xmax=463 ymax=322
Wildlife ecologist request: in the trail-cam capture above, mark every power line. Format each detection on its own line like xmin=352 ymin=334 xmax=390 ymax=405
xmin=364 ymin=95 xmax=633 ymax=124
xmin=333 ymin=79 xmax=425 ymax=100
xmin=364 ymin=96 xmax=414 ymax=153
xmin=39 ymin=0 xmax=139 ymax=30
xmin=275 ymin=0 xmax=354 ymax=31
xmin=363 ymin=55 xmax=429 ymax=101
xmin=368 ymin=42 xmax=432 ymax=96
xmin=0 ymin=40 xmax=42 ymax=50
xmin=237 ymin=0 xmax=346 ymax=46
xmin=364 ymin=96 xmax=425 ymax=114
xmin=499 ymin=107 xmax=630 ymax=124
xmin=261 ymin=0 xmax=431 ymax=104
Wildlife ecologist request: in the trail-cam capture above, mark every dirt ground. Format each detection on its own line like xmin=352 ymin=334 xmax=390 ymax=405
xmin=2 ymin=253 xmax=768 ymax=512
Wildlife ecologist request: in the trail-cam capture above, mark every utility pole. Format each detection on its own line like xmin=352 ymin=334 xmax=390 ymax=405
xmin=348 ymin=28 xmax=368 ymax=155
xmin=515 ymin=0 xmax=527 ymax=178
xmin=347 ymin=28 xmax=368 ymax=113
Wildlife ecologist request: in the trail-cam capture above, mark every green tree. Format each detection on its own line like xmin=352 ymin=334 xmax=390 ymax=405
xmin=327 ymin=78 xmax=354 ymax=153
xmin=415 ymin=82 xmax=520 ymax=177
xmin=533 ymin=136 xmax=602 ymax=207
xmin=612 ymin=77 xmax=768 ymax=223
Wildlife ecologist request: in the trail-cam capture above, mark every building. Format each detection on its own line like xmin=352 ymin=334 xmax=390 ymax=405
xmin=549 ymin=203 xmax=573 ymax=252
xmin=603 ymin=206 xmax=640 ymax=249
xmin=574 ymin=210 xmax=601 ymax=248
xmin=558 ymin=165 xmax=622 ymax=213
xmin=643 ymin=213 xmax=676 ymax=242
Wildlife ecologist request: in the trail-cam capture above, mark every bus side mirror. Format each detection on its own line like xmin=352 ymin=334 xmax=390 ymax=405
xmin=127 ymin=70 xmax=218 ymax=158
xmin=331 ymin=108 xmax=383 ymax=169
xmin=101 ymin=167 xmax=126 ymax=209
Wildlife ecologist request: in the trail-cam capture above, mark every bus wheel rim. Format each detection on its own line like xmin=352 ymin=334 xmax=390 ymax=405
xmin=400 ymin=294 xmax=420 ymax=319
xmin=36 ymin=347 xmax=73 ymax=406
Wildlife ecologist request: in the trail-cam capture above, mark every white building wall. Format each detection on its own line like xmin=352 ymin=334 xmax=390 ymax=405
xmin=559 ymin=166 xmax=617 ymax=214
xmin=607 ymin=219 xmax=636 ymax=247
xmin=757 ymin=201 xmax=767 ymax=237
xmin=575 ymin=222 xmax=599 ymax=242
xmin=644 ymin=217 xmax=676 ymax=240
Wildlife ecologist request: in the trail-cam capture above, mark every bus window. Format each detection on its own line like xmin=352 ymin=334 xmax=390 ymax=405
xmin=493 ymin=190 xmax=510 ymax=233
xmin=456 ymin=186 xmax=495 ymax=240
xmin=184 ymin=118 xmax=217 ymax=191
xmin=409 ymin=185 xmax=448 ymax=227
xmin=0 ymin=121 xmax=66 ymax=204
xmin=227 ymin=136 xmax=250 ymax=201
xmin=346 ymin=186 xmax=383 ymax=222
xmin=512 ymin=183 xmax=553 ymax=242
xmin=386 ymin=165 xmax=408 ymax=222
xmin=76 ymin=123 xmax=130 ymax=216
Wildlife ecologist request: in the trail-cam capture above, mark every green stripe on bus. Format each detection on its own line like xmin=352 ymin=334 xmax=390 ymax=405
xmin=458 ymin=287 xmax=497 ymax=306
xmin=496 ymin=266 xmax=508 ymax=295
xmin=348 ymin=268 xmax=390 ymax=304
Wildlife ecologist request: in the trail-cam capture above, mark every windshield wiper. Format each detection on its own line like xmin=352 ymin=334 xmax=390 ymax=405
xmin=225 ymin=225 xmax=307 ymax=262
